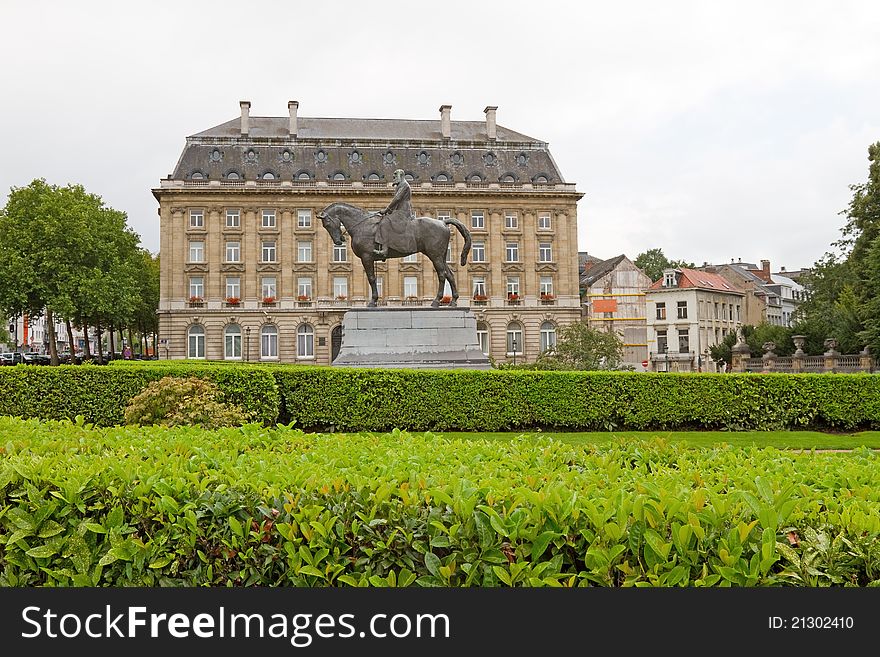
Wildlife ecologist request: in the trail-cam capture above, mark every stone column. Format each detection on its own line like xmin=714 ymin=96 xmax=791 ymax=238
xmin=731 ymin=328 xmax=750 ymax=372
xmin=823 ymin=338 xmax=839 ymax=373
xmin=860 ymin=346 xmax=873 ymax=373
xmin=792 ymin=335 xmax=806 ymax=373
xmin=761 ymin=341 xmax=776 ymax=373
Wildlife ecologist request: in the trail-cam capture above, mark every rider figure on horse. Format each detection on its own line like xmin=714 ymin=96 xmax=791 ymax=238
xmin=373 ymin=168 xmax=415 ymax=260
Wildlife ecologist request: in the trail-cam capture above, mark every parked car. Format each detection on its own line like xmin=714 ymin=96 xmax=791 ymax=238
xmin=0 ymin=352 xmax=23 ymax=365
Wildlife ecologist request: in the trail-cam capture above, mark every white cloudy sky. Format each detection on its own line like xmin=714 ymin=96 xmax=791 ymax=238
xmin=2 ymin=0 xmax=878 ymax=270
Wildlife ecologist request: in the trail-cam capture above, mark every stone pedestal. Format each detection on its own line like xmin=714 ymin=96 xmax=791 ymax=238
xmin=331 ymin=307 xmax=491 ymax=369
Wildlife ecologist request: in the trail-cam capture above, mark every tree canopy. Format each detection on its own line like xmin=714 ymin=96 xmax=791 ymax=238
xmin=533 ymin=323 xmax=625 ymax=370
xmin=634 ymin=248 xmax=696 ymax=282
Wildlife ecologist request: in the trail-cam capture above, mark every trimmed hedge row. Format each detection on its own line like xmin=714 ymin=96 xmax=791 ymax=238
xmin=2 ymin=417 xmax=879 ymax=587
xmin=2 ymin=364 xmax=880 ymax=430
xmin=273 ymin=368 xmax=880 ymax=432
xmin=0 ymin=364 xmax=279 ymax=426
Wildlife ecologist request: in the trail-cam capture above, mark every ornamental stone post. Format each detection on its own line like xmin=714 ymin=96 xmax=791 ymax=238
xmin=731 ymin=328 xmax=750 ymax=373
xmin=792 ymin=335 xmax=806 ymax=373
xmin=823 ymin=338 xmax=839 ymax=373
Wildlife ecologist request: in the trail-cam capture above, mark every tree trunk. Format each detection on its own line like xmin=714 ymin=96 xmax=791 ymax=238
xmin=96 ymin=324 xmax=104 ymax=362
xmin=109 ymin=323 xmax=116 ymax=357
xmin=64 ymin=317 xmax=76 ymax=363
xmin=82 ymin=322 xmax=92 ymax=361
xmin=153 ymin=331 xmax=158 ymax=358
xmin=127 ymin=326 xmax=134 ymax=358
xmin=46 ymin=308 xmax=60 ymax=366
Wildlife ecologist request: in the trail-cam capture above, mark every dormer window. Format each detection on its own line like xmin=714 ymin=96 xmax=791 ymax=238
xmin=663 ymin=271 xmax=677 ymax=288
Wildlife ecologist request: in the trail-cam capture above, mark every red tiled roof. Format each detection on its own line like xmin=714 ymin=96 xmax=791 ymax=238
xmin=649 ymin=268 xmax=744 ymax=293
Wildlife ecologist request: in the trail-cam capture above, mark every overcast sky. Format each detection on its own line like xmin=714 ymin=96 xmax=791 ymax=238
xmin=2 ymin=0 xmax=878 ymax=271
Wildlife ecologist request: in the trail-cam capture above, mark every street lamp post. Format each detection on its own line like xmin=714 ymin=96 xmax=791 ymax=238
xmin=245 ymin=326 xmax=251 ymax=362
xmin=512 ymin=337 xmax=518 ymax=366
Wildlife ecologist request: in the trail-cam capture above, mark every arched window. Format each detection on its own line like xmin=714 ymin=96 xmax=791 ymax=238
xmin=297 ymin=171 xmax=311 ymax=181
xmin=333 ymin=172 xmax=346 ymax=181
xmin=506 ymin=322 xmax=523 ymax=355
xmin=297 ymin=323 xmax=315 ymax=359
xmin=404 ymin=173 xmax=414 ymax=182
xmin=367 ymin=172 xmax=381 ymax=181
xmin=226 ymin=171 xmax=240 ymax=180
xmin=191 ymin=172 xmax=204 ymax=179
xmin=435 ymin=173 xmax=449 ymax=182
xmin=261 ymin=325 xmax=278 ymax=359
xmin=501 ymin=174 xmax=515 ymax=183
xmin=469 ymin=173 xmax=483 ymax=183
xmin=540 ymin=321 xmax=557 ymax=353
xmin=262 ymin=171 xmax=275 ymax=180
xmin=476 ymin=321 xmax=489 ymax=356
xmin=187 ymin=325 xmax=205 ymax=359
xmin=534 ymin=175 xmax=549 ymax=183
xmin=224 ymin=323 xmax=242 ymax=360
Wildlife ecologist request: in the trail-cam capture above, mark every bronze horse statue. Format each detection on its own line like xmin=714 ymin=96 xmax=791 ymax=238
xmin=318 ymin=202 xmax=472 ymax=307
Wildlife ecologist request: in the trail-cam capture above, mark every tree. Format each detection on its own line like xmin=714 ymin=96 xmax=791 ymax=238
xmin=634 ymin=248 xmax=696 ymax=282
xmin=534 ymin=323 xmax=624 ymax=370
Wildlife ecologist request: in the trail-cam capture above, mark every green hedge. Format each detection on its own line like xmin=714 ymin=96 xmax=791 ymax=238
xmin=0 ymin=364 xmax=279 ymax=426
xmin=2 ymin=364 xmax=879 ymax=430
xmin=274 ymin=368 xmax=880 ymax=432
xmin=2 ymin=417 xmax=879 ymax=586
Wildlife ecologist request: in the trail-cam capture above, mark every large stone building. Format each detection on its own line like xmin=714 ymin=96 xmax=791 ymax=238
xmin=580 ymin=254 xmax=652 ymax=368
xmin=154 ymin=102 xmax=583 ymax=364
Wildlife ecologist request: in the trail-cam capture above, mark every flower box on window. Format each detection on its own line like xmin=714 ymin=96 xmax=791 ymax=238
xmin=262 ymin=296 xmax=276 ymax=304
xmin=297 ymin=295 xmax=311 ymax=302
xmin=473 ymin=294 xmax=488 ymax=301
xmin=225 ymin=297 xmax=240 ymax=306
xmin=335 ymin=295 xmax=348 ymax=301
xmin=507 ymin=293 xmax=520 ymax=306
xmin=540 ymin=293 xmax=555 ymax=300
xmin=188 ymin=295 xmax=205 ymax=308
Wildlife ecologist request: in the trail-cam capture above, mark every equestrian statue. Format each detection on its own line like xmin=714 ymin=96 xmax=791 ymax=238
xmin=318 ymin=168 xmax=472 ymax=307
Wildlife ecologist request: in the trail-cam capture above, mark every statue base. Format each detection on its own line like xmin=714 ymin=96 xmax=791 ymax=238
xmin=331 ymin=307 xmax=491 ymax=370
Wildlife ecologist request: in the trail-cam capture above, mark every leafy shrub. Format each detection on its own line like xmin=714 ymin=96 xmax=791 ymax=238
xmin=123 ymin=375 xmax=253 ymax=428
xmin=0 ymin=363 xmax=279 ymax=426
xmin=1 ymin=416 xmax=879 ymax=587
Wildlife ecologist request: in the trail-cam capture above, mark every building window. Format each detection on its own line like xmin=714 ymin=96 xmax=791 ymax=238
xmin=656 ymin=302 xmax=666 ymax=320
xmin=677 ymin=301 xmax=688 ymax=319
xmin=505 ymin=212 xmax=518 ymax=229
xmin=472 ymin=276 xmax=486 ymax=297
xmin=538 ymin=212 xmax=552 ymax=230
xmin=333 ymin=277 xmax=348 ymax=298
xmin=417 ymin=151 xmax=429 ymax=165
xmin=227 ymin=171 xmax=240 ymax=180
xmin=472 ymin=241 xmax=486 ymax=262
xmin=188 ymin=241 xmax=204 ymax=263
xmin=187 ymin=325 xmax=205 ymax=359
xmin=261 ymin=325 xmax=278 ymax=359
xmin=540 ymin=276 xmax=554 ymax=296
xmin=435 ymin=173 xmax=449 ymax=182
xmin=224 ymin=324 xmax=242 ymax=360
xmin=476 ymin=321 xmax=489 ymax=355
xmin=506 ymin=322 xmax=523 ymax=355
xmin=471 ymin=211 xmax=485 ymax=229
xmin=664 ymin=272 xmax=677 ymax=287
xmin=189 ymin=277 xmax=204 ymax=300
xmin=297 ymin=241 xmax=312 ymax=262
xmin=404 ymin=276 xmax=418 ymax=298
xmin=297 ymin=324 xmax=315 ymax=358
xmin=736 ymin=305 xmax=741 ymax=321
xmin=534 ymin=175 xmax=548 ymax=183
xmin=189 ymin=209 xmax=204 ymax=228
xmin=262 ymin=172 xmax=276 ymax=180
xmin=226 ymin=209 xmax=240 ymax=228
xmin=225 ymin=276 xmax=241 ymax=300
xmin=506 ymin=276 xmax=520 ymax=297
xmin=446 ymin=243 xmax=453 ymax=263
xmin=225 ymin=241 xmax=240 ymax=263
xmin=332 ymin=172 xmax=346 ymax=181
xmin=332 ymin=244 xmax=347 ymax=262
xmin=678 ymin=331 xmax=690 ymax=353
xmin=297 ymin=172 xmax=311 ymax=181
xmin=296 ymin=210 xmax=312 ymax=228
xmin=261 ymin=241 xmax=276 ymax=263
xmin=657 ymin=330 xmax=668 ymax=353
xmin=367 ymin=173 xmax=381 ymax=181
xmin=375 ymin=276 xmax=384 ymax=298
xmin=403 ymin=253 xmax=418 ymax=263
xmin=261 ymin=276 xmax=276 ymax=300
xmin=714 ymin=302 xmax=719 ymax=319
xmin=540 ymin=321 xmax=557 ymax=353
xmin=298 ymin=277 xmax=312 ymax=298
xmin=505 ymin=242 xmax=519 ymax=263
xmin=539 ymin=242 xmax=553 ymax=262
xmin=262 ymin=209 xmax=276 ymax=228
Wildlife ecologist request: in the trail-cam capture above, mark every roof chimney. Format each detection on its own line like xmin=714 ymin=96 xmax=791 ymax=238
xmin=240 ymin=100 xmax=251 ymax=136
xmin=484 ymin=105 xmax=497 ymax=141
xmin=439 ymin=104 xmax=451 ymax=139
xmin=288 ymin=100 xmax=299 ymax=137
xmin=760 ymin=259 xmax=771 ymax=282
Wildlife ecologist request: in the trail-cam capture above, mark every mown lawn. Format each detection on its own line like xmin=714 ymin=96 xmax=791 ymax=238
xmin=432 ymin=430 xmax=880 ymax=450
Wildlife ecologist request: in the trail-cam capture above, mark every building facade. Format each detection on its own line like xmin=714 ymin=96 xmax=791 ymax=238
xmin=580 ymin=254 xmax=651 ymax=368
xmin=646 ymin=268 xmax=745 ymax=372
xmin=154 ymin=102 xmax=583 ymax=364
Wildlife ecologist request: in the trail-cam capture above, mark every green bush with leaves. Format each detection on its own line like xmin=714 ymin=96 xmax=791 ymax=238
xmin=123 ymin=375 xmax=252 ymax=428
xmin=1 ymin=416 xmax=879 ymax=587
xmin=0 ymin=363 xmax=278 ymax=426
